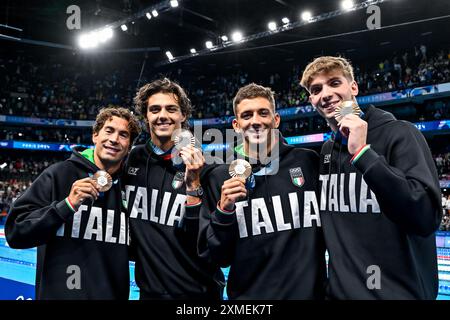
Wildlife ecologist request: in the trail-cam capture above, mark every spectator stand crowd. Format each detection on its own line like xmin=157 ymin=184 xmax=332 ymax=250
xmin=441 ymin=193 xmax=450 ymax=231
xmin=0 ymin=180 xmax=32 ymax=224
xmin=0 ymin=154 xmax=64 ymax=223
xmin=1 ymin=46 xmax=449 ymax=122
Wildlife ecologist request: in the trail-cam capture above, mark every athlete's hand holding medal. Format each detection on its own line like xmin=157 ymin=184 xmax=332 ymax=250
xmin=334 ymin=100 xmax=368 ymax=156
xmin=218 ymin=159 xmax=252 ymax=212
xmin=68 ymin=170 xmax=112 ymax=210
xmin=172 ymin=129 xmax=205 ymax=195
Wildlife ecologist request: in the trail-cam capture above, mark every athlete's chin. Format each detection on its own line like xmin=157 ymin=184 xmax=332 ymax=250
xmin=245 ymin=135 xmax=269 ymax=147
xmin=153 ymin=129 xmax=174 ymax=138
xmin=98 ymin=154 xmax=123 ymax=166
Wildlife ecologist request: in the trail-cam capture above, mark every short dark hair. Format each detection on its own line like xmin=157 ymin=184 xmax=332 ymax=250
xmin=134 ymin=78 xmax=192 ymax=130
xmin=233 ymin=83 xmax=276 ymax=115
xmin=93 ymin=107 xmax=141 ymax=147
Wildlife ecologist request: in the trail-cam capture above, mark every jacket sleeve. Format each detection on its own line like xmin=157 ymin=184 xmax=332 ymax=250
xmin=121 ymin=157 xmax=137 ymax=262
xmin=5 ymin=168 xmax=74 ymax=249
xmin=128 ymin=227 xmax=137 ymax=262
xmin=179 ymin=164 xmax=214 ymax=236
xmin=353 ymin=122 xmax=442 ymax=236
xmin=309 ymin=149 xmax=328 ymax=298
xmin=198 ymin=167 xmax=238 ymax=267
xmin=183 ymin=199 xmax=201 ymax=222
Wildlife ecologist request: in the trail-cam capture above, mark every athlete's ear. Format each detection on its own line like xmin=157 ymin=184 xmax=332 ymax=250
xmin=274 ymin=113 xmax=281 ymax=129
xmin=92 ymin=131 xmax=98 ymax=145
xmin=232 ymin=118 xmax=241 ymax=133
xmin=351 ymin=80 xmax=359 ymax=97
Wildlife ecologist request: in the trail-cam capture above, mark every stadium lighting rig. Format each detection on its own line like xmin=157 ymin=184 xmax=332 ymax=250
xmin=77 ymin=0 xmax=180 ymax=50
xmin=158 ymin=0 xmax=391 ymax=66
xmin=0 ymin=24 xmax=23 ymax=42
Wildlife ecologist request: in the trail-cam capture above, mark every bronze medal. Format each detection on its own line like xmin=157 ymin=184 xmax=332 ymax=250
xmin=93 ymin=170 xmax=113 ymax=192
xmin=334 ymin=100 xmax=362 ymax=122
xmin=229 ymin=159 xmax=252 ymax=179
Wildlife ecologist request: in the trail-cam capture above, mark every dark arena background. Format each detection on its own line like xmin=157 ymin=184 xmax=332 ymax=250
xmin=0 ymin=0 xmax=450 ymax=302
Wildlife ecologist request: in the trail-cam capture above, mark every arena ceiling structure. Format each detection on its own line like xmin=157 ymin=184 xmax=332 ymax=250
xmin=1 ymin=0 xmax=450 ymax=72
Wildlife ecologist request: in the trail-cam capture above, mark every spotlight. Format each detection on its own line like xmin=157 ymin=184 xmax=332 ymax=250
xmin=221 ymin=35 xmax=228 ymax=42
xmin=281 ymin=17 xmax=290 ymax=24
xmin=152 ymin=10 xmax=159 ymax=17
xmin=78 ymin=32 xmax=99 ymax=49
xmin=77 ymin=35 xmax=88 ymax=49
xmin=146 ymin=12 xmax=152 ymax=19
xmin=98 ymin=27 xmax=113 ymax=42
xmin=166 ymin=51 xmax=174 ymax=60
xmin=121 ymin=24 xmax=128 ymax=31
xmin=341 ymin=0 xmax=354 ymax=11
xmin=205 ymin=41 xmax=213 ymax=49
xmin=0 ymin=162 xmax=6 ymax=170
xmin=170 ymin=0 xmax=179 ymax=8
xmin=190 ymin=48 xmax=197 ymax=54
xmin=231 ymin=31 xmax=243 ymax=42
xmin=301 ymin=11 xmax=312 ymax=22
xmin=268 ymin=21 xmax=277 ymax=31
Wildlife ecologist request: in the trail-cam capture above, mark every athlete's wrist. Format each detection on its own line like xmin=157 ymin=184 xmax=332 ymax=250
xmin=351 ymin=144 xmax=371 ymax=164
xmin=217 ymin=201 xmax=235 ymax=214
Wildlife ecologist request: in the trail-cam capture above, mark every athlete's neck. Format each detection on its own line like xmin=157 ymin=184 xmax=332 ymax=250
xmin=150 ymin=135 xmax=174 ymax=152
xmin=244 ymin=135 xmax=277 ymax=161
xmin=93 ymin=153 xmax=121 ymax=175
xmin=327 ymin=118 xmax=339 ymax=133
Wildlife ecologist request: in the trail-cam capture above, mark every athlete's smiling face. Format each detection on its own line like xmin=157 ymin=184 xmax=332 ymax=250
xmin=232 ymin=96 xmax=280 ymax=146
xmin=146 ymin=92 xmax=186 ymax=143
xmin=92 ymin=116 xmax=131 ymax=167
xmin=308 ymin=70 xmax=359 ymax=121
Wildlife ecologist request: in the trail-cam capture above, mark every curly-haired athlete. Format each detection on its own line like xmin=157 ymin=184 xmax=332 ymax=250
xmin=6 ymin=107 xmax=140 ymax=299
xmin=123 ymin=78 xmax=224 ymax=300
